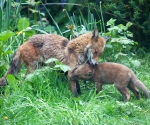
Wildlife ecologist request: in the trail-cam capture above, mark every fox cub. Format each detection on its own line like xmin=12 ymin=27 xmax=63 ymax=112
xmin=70 ymin=63 xmax=150 ymax=102
xmin=0 ymin=34 xmax=69 ymax=86
xmin=65 ymin=29 xmax=106 ymax=97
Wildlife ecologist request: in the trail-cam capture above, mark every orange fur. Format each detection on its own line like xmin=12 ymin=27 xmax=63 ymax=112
xmin=70 ymin=63 xmax=150 ymax=102
xmin=0 ymin=34 xmax=68 ymax=86
xmin=65 ymin=29 xmax=106 ymax=96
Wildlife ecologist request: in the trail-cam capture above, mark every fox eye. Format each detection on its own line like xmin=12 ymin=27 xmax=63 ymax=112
xmin=86 ymin=72 xmax=92 ymax=76
xmin=95 ymin=50 xmax=98 ymax=55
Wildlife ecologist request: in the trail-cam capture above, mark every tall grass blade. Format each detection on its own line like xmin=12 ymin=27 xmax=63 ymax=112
xmin=79 ymin=9 xmax=87 ymax=28
xmin=12 ymin=0 xmax=22 ymax=29
xmin=0 ymin=0 xmax=5 ymax=9
xmin=0 ymin=7 xmax=2 ymax=32
xmin=39 ymin=0 xmax=62 ymax=35
xmin=99 ymin=1 xmax=105 ymax=33
xmin=5 ymin=0 xmax=11 ymax=30
xmin=88 ymin=5 xmax=90 ymax=30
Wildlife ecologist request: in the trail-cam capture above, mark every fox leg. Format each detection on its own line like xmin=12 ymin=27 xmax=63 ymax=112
xmin=128 ymin=83 xmax=140 ymax=100
xmin=96 ymin=82 xmax=102 ymax=94
xmin=76 ymin=80 xmax=81 ymax=95
xmin=24 ymin=61 xmax=37 ymax=78
xmin=68 ymin=71 xmax=79 ymax=97
xmin=116 ymin=86 xmax=130 ymax=102
xmin=69 ymin=80 xmax=79 ymax=97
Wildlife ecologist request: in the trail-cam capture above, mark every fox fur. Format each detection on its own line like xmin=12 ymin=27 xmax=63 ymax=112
xmin=0 ymin=34 xmax=69 ymax=86
xmin=70 ymin=63 xmax=150 ymax=102
xmin=65 ymin=29 xmax=106 ymax=97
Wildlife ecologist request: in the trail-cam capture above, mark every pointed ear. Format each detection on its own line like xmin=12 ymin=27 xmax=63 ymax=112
xmin=91 ymin=29 xmax=99 ymax=39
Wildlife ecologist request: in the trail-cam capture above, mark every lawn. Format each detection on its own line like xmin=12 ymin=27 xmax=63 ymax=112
xmin=0 ymin=54 xmax=150 ymax=125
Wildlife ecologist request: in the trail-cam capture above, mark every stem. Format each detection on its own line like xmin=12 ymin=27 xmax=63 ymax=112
xmin=99 ymin=1 xmax=105 ymax=33
xmin=39 ymin=0 xmax=62 ymax=35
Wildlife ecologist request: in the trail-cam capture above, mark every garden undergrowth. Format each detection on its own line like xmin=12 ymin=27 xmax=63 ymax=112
xmin=0 ymin=54 xmax=150 ymax=125
xmin=0 ymin=1 xmax=150 ymax=124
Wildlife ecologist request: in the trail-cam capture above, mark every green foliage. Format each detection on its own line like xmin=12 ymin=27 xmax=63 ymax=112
xmin=62 ymin=7 xmax=102 ymax=39
xmin=0 ymin=55 xmax=150 ymax=124
xmin=102 ymin=18 xmax=140 ymax=68
xmin=45 ymin=58 xmax=71 ymax=72
xmin=102 ymin=0 xmax=150 ymax=48
xmin=17 ymin=17 xmax=30 ymax=31
xmin=0 ymin=31 xmax=15 ymax=41
xmin=0 ymin=1 xmax=150 ymax=124
xmin=26 ymin=58 xmax=71 ymax=82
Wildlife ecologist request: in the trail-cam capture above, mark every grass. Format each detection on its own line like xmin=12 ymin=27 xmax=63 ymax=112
xmin=0 ymin=54 xmax=150 ymax=125
xmin=0 ymin=1 xmax=150 ymax=124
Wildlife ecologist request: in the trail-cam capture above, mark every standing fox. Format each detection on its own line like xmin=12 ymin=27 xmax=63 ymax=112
xmin=0 ymin=29 xmax=106 ymax=98
xmin=65 ymin=29 xmax=106 ymax=97
xmin=0 ymin=34 xmax=69 ymax=86
xmin=70 ymin=63 xmax=150 ymax=102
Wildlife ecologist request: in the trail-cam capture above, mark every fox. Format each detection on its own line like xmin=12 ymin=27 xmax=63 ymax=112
xmin=0 ymin=34 xmax=69 ymax=86
xmin=70 ymin=62 xmax=150 ymax=102
xmin=65 ymin=29 xmax=106 ymax=97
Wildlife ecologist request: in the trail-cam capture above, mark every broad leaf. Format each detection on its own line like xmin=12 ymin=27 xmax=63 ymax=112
xmin=45 ymin=58 xmax=58 ymax=64
xmin=106 ymin=43 xmax=112 ymax=48
xmin=6 ymin=74 xmax=17 ymax=85
xmin=131 ymin=60 xmax=141 ymax=67
xmin=55 ymin=64 xmax=71 ymax=72
xmin=106 ymin=18 xmax=116 ymax=26
xmin=18 ymin=17 xmax=30 ymax=31
xmin=0 ymin=30 xmax=15 ymax=41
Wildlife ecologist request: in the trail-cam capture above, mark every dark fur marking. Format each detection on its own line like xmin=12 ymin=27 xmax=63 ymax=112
xmin=68 ymin=48 xmax=73 ymax=54
xmin=62 ymin=39 xmax=69 ymax=47
xmin=30 ymin=41 xmax=44 ymax=48
xmin=9 ymin=52 xmax=20 ymax=74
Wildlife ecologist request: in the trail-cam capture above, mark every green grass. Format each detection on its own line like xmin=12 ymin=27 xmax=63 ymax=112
xmin=0 ymin=54 xmax=150 ymax=125
xmin=0 ymin=1 xmax=150 ymax=124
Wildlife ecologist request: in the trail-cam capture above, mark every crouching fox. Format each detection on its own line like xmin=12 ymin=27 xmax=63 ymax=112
xmin=0 ymin=34 xmax=69 ymax=86
xmin=70 ymin=63 xmax=150 ymax=102
xmin=65 ymin=29 xmax=106 ymax=97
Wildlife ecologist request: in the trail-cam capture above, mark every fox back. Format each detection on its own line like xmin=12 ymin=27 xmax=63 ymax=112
xmin=0 ymin=34 xmax=69 ymax=86
xmin=70 ymin=63 xmax=137 ymax=83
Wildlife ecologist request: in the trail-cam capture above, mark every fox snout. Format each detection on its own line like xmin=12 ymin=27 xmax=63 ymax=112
xmin=86 ymin=48 xmax=98 ymax=65
xmin=88 ymin=58 xmax=98 ymax=65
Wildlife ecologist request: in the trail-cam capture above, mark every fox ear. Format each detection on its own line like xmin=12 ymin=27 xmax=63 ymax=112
xmin=91 ymin=29 xmax=99 ymax=39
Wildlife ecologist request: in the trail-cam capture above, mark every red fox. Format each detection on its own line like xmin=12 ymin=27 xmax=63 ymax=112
xmin=0 ymin=34 xmax=69 ymax=86
xmin=65 ymin=29 xmax=106 ymax=97
xmin=70 ymin=63 xmax=150 ymax=102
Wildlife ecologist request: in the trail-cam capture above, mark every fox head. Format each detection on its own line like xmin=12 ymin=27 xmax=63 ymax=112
xmin=84 ymin=29 xmax=107 ymax=65
xmin=70 ymin=64 xmax=93 ymax=80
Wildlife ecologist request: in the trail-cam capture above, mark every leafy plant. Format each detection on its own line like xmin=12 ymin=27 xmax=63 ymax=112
xmin=26 ymin=58 xmax=71 ymax=82
xmin=102 ymin=18 xmax=140 ymax=68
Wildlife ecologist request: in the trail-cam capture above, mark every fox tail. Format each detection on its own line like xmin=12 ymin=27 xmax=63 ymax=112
xmin=132 ymin=74 xmax=149 ymax=99
xmin=0 ymin=50 xmax=21 ymax=86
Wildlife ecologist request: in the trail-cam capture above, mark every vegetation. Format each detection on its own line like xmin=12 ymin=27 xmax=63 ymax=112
xmin=0 ymin=0 xmax=150 ymax=124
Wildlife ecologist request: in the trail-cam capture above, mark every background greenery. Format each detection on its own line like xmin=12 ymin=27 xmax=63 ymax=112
xmin=0 ymin=0 xmax=150 ymax=124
